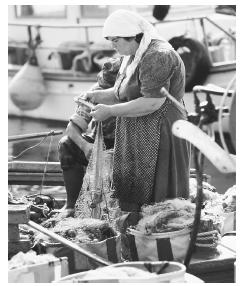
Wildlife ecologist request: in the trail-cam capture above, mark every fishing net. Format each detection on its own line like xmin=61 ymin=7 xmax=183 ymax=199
xmin=75 ymin=122 xmax=116 ymax=220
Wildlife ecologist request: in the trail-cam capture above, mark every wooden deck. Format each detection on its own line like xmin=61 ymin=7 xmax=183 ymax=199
xmin=8 ymin=161 xmax=212 ymax=187
xmin=188 ymin=233 xmax=236 ymax=283
xmin=8 ymin=161 xmax=64 ymax=186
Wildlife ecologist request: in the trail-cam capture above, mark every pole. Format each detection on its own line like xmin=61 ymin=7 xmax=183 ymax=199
xmin=205 ymin=17 xmax=236 ymax=41
xmin=184 ymin=142 xmax=204 ymax=268
xmin=8 ymin=130 xmax=63 ymax=142
xmin=200 ymin=18 xmax=212 ymax=64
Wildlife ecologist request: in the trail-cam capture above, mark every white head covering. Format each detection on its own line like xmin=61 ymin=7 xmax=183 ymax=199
xmin=103 ymin=9 xmax=170 ymax=83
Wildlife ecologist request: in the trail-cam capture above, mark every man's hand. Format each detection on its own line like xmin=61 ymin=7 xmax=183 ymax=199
xmin=90 ymin=104 xmax=113 ymax=121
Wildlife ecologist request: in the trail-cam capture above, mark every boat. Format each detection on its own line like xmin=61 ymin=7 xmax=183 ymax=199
xmin=8 ymin=5 xmax=236 ymax=130
xmin=8 ymin=7 xmax=236 ymax=283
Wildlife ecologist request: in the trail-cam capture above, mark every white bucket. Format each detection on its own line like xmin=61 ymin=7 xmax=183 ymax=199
xmin=221 ymin=211 xmax=236 ymax=235
xmin=127 ymin=227 xmax=191 ymax=263
xmin=54 ymin=261 xmax=186 ymax=283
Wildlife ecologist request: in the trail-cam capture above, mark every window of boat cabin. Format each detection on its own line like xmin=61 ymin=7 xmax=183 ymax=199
xmin=134 ymin=5 xmax=154 ymax=17
xmin=15 ymin=5 xmax=66 ymax=18
xmin=79 ymin=5 xmax=153 ymax=19
xmin=80 ymin=5 xmax=108 ymax=18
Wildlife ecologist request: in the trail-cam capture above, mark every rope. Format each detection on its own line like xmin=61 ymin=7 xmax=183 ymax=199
xmin=195 ymin=242 xmax=218 ymax=248
xmin=197 ymin=230 xmax=219 ymax=237
xmin=8 ymin=130 xmax=56 ymax=161
xmin=40 ymin=134 xmax=54 ymax=194
xmin=197 ymin=236 xmax=217 ymax=241
xmin=8 ymin=130 xmax=56 ymax=209
xmin=218 ymin=75 xmax=236 ymax=155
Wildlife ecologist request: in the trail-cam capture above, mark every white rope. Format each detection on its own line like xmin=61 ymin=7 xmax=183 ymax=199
xmin=40 ymin=134 xmax=54 ymax=194
xmin=195 ymin=242 xmax=218 ymax=248
xmin=8 ymin=134 xmax=50 ymax=161
xmin=197 ymin=230 xmax=219 ymax=237
xmin=218 ymin=75 xmax=236 ymax=155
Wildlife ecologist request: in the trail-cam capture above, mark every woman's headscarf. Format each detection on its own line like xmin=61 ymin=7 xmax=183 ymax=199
xmin=103 ymin=9 xmax=171 ymax=84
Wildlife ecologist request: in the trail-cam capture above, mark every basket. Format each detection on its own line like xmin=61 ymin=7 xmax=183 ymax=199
xmin=125 ymin=228 xmax=191 ymax=263
xmin=44 ymin=235 xmax=121 ymax=274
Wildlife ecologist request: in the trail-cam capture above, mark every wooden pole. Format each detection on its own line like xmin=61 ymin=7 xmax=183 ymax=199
xmin=8 ymin=130 xmax=63 ymax=142
xmin=184 ymin=145 xmax=204 ymax=268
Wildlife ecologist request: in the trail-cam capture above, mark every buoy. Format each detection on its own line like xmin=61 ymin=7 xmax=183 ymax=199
xmin=9 ymin=24 xmax=46 ymax=111
xmin=9 ymin=58 xmax=46 ymax=111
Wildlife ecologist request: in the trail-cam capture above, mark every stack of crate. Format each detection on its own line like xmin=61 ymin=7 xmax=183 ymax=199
xmin=8 ymin=204 xmax=31 ymax=259
xmin=8 ymin=204 xmax=70 ymax=282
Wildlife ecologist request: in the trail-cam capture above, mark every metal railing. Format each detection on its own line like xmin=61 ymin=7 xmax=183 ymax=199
xmin=8 ymin=16 xmax=236 ymax=68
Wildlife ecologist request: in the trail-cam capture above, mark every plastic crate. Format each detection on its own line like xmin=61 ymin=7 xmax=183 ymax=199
xmin=8 ymin=256 xmax=68 ymax=283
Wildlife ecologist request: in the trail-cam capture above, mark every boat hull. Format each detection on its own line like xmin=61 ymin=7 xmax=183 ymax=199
xmin=8 ymin=65 xmax=235 ymax=132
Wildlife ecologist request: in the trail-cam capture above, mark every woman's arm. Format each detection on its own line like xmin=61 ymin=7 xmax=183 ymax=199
xmin=90 ymin=96 xmax=166 ymax=121
xmin=110 ymin=97 xmax=166 ymax=117
xmin=82 ymin=87 xmax=119 ymax=105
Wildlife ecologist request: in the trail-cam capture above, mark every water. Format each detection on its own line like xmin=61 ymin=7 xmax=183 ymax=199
xmin=8 ymin=117 xmax=67 ymax=162
xmin=8 ymin=117 xmax=67 ymax=199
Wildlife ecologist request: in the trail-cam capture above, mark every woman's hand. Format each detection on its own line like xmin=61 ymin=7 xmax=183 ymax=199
xmin=74 ymin=87 xmax=117 ymax=105
xmin=90 ymin=104 xmax=113 ymax=121
xmin=74 ymin=90 xmax=99 ymax=104
xmin=82 ymin=90 xmax=99 ymax=103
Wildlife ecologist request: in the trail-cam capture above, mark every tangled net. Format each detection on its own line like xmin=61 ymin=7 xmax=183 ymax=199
xmin=75 ymin=122 xmax=117 ymax=220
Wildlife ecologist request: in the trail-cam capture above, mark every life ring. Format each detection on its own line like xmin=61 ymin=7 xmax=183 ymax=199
xmin=169 ymin=36 xmax=211 ymax=92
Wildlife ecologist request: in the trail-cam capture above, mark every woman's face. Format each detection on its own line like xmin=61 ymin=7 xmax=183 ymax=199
xmin=107 ymin=37 xmax=137 ymax=56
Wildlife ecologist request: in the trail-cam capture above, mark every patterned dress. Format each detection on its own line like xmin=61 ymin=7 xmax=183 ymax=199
xmin=112 ymin=40 xmax=191 ymax=212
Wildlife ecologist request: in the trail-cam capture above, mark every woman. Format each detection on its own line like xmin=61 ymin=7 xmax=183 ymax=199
xmin=81 ymin=9 xmax=191 ymax=212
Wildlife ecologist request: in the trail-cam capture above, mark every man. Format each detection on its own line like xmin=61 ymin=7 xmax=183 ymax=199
xmin=57 ymin=57 xmax=121 ymax=218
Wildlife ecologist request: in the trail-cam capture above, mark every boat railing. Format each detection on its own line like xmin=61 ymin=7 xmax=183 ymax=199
xmin=8 ymin=15 xmax=236 ymax=39
xmin=153 ymin=16 xmax=236 ymax=70
xmin=153 ymin=16 xmax=235 ymax=40
xmin=8 ymin=15 xmax=236 ymax=71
